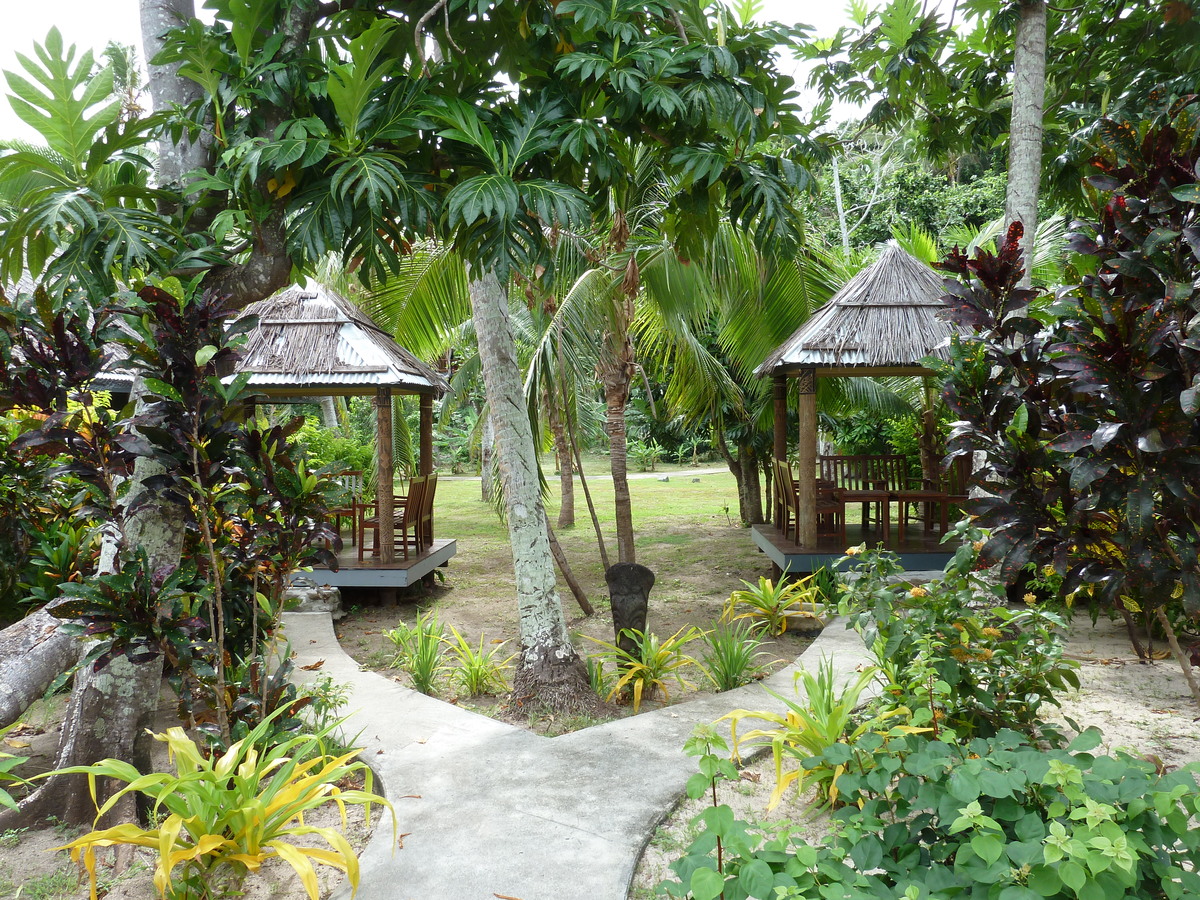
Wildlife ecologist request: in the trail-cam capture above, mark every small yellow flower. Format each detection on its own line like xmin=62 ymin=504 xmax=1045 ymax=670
xmin=1022 ymin=592 xmax=1037 ymax=605
xmin=972 ymin=540 xmax=985 ymax=552
xmin=845 ymin=546 xmax=861 ymax=556
xmin=952 ymin=622 xmax=965 ymax=632
xmin=909 ymin=585 xmax=929 ymax=598
xmin=982 ymin=627 xmax=1001 ymax=638
xmin=1043 ymin=565 xmax=1055 ymax=578
xmin=976 ymin=648 xmax=994 ymax=660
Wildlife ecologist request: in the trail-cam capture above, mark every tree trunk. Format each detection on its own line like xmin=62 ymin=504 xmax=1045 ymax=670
xmin=320 ymin=397 xmax=339 ymax=428
xmin=545 ymin=523 xmax=593 ymax=616
xmin=741 ymin=445 xmax=765 ymax=525
xmin=467 ymin=269 xmax=593 ymax=713
xmin=0 ymin=604 xmax=79 ymax=729
xmin=480 ymin=411 xmax=496 ymax=502
xmin=1155 ymin=608 xmax=1200 ymax=708
xmin=547 ymin=395 xmax=575 ymax=529
xmin=600 ymin=292 xmax=637 ymax=564
xmin=716 ymin=432 xmax=751 ymax=525
xmin=141 ymin=0 xmax=210 ymax=204
xmin=10 ymin=654 xmax=163 ymax=827
xmin=601 ymin=368 xmax=636 ymax=563
xmin=568 ymin=413 xmax=610 ymax=570
xmin=1005 ymin=0 xmax=1047 ymax=287
xmin=1 ymin=453 xmax=186 ymax=828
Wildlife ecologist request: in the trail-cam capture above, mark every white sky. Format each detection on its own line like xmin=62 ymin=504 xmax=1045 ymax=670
xmin=0 ymin=1 xmax=956 ymax=143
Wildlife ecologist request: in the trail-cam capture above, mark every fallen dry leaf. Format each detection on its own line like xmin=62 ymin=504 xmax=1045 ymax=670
xmin=3 ymin=739 xmax=30 ymax=749
xmin=494 ymin=894 xmax=523 ymax=900
xmin=300 ymin=659 xmax=325 ymax=671
xmin=397 ymin=832 xmax=411 ymax=848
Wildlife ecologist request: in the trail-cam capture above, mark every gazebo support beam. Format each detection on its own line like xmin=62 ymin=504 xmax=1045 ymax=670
xmin=419 ymin=394 xmax=434 ymax=476
xmin=772 ymin=375 xmax=787 ymax=530
xmin=376 ymin=387 xmax=395 ymax=565
xmin=797 ymin=368 xmax=817 ymax=547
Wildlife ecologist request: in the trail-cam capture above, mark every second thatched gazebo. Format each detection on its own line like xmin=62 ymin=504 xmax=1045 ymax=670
xmin=236 ymin=282 xmax=453 ymax=586
xmin=753 ymin=241 xmax=972 ymax=572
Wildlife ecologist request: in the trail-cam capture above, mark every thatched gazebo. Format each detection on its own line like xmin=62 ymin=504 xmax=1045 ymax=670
xmin=754 ymin=241 xmax=971 ymax=570
xmin=236 ymin=282 xmax=450 ymax=570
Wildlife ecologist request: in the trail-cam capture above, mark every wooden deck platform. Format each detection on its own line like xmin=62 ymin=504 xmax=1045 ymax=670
xmin=299 ymin=538 xmax=457 ymax=589
xmin=751 ymin=523 xmax=954 ymax=575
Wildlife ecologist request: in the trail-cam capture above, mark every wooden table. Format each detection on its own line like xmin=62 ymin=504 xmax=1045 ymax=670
xmin=839 ymin=489 xmax=891 ymax=542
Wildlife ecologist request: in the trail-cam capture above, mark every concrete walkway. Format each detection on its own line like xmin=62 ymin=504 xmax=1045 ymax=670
xmin=282 ymin=611 xmax=871 ymax=900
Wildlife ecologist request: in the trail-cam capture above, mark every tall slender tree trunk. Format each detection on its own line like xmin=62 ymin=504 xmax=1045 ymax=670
xmin=600 ymin=291 xmax=637 ymax=563
xmin=545 ymin=388 xmax=575 ymax=528
xmin=467 ymin=269 xmax=592 ymax=711
xmin=1005 ymin=0 xmax=1047 ymax=287
xmin=480 ymin=411 xmax=495 ymax=502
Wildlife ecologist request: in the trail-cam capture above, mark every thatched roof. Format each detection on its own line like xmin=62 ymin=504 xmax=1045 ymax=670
xmin=236 ymin=283 xmax=449 ymax=397
xmin=756 ymin=241 xmax=970 ymax=375
xmin=93 ymin=281 xmax=449 ymax=398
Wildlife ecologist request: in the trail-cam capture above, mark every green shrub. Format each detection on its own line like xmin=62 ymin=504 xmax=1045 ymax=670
xmin=445 ymin=625 xmax=514 ymax=696
xmin=293 ymin=417 xmax=374 ymax=473
xmin=55 ymin=715 xmax=391 ymax=900
xmin=384 ymin=612 xmax=446 ymax=695
xmin=722 ymin=657 xmax=893 ymax=809
xmin=699 ymin=625 xmax=771 ymax=692
xmin=660 ymin=727 xmax=1200 ymax=900
xmin=838 ymin=524 xmax=1080 ymax=740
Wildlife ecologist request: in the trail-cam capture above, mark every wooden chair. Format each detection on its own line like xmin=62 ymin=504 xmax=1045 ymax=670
xmin=327 ymin=470 xmax=364 ymax=546
xmin=819 ymin=455 xmax=888 ymax=532
xmin=773 ymin=460 xmax=799 ymax=543
xmin=358 ymin=475 xmax=427 ymax=561
xmin=815 ymin=478 xmax=846 ymax=544
xmin=774 ymin=460 xmax=844 ymax=546
xmin=414 ymin=472 xmax=438 ymax=552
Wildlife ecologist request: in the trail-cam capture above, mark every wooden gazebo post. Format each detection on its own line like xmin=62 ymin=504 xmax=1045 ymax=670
xmin=772 ymin=375 xmax=788 ymax=530
xmin=419 ymin=394 xmax=434 ymax=476
xmin=376 ymin=387 xmax=395 ymax=564
xmin=796 ymin=368 xmax=817 ymax=546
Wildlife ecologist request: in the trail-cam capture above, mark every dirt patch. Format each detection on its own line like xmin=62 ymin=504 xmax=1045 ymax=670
xmin=332 ymin=544 xmax=819 ymax=735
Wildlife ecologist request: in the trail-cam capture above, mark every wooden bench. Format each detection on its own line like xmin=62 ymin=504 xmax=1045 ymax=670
xmin=819 ymin=455 xmax=911 ymax=534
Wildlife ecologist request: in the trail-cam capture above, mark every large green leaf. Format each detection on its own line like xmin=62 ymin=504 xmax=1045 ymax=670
xmin=327 ymin=19 xmax=397 ymax=151
xmin=5 ymin=29 xmax=120 ymax=169
xmin=446 ymin=175 xmax=521 ymax=228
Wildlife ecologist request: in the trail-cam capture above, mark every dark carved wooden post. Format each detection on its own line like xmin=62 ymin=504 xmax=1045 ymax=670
xmin=605 ymin=563 xmax=654 ymax=659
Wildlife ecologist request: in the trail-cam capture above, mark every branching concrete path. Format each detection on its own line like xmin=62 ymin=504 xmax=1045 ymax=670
xmin=282 ymin=612 xmax=871 ymax=900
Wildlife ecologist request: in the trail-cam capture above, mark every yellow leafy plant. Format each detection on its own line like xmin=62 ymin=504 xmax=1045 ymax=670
xmin=721 ymin=574 xmax=823 ymax=635
xmin=53 ymin=714 xmax=393 ymax=900
xmin=587 ymin=626 xmax=708 ymax=713
xmin=722 ymin=657 xmax=917 ymax=809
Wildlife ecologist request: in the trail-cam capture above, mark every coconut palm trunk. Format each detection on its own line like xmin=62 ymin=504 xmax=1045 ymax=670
xmin=468 ymin=269 xmax=592 ymax=710
xmin=544 ymin=386 xmax=575 ymax=529
xmin=600 ymin=289 xmax=638 ymax=564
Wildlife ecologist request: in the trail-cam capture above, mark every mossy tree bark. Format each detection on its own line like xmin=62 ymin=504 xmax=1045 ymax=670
xmin=468 ymin=270 xmax=592 ymax=712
